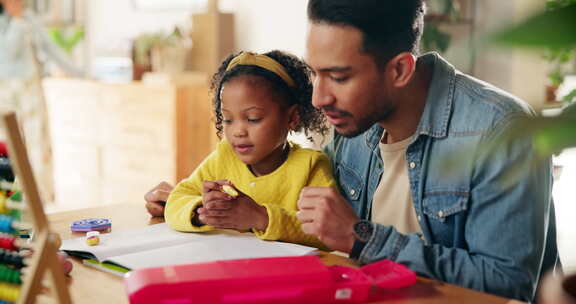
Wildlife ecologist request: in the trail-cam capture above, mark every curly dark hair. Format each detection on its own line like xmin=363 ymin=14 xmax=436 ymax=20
xmin=210 ymin=50 xmax=328 ymax=143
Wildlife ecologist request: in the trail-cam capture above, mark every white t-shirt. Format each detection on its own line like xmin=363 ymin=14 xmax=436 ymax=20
xmin=371 ymin=132 xmax=422 ymax=234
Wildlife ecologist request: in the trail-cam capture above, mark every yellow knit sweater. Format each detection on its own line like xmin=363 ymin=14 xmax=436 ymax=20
xmin=165 ymin=140 xmax=337 ymax=249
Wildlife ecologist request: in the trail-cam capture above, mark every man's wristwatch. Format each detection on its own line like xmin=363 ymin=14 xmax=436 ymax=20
xmin=353 ymin=220 xmax=374 ymax=242
xmin=350 ymin=220 xmax=373 ymax=259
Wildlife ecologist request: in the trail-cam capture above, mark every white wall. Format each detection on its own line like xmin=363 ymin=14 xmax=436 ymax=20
xmin=86 ymin=0 xmax=309 ymax=58
xmin=509 ymin=0 xmax=548 ymax=109
xmin=85 ymin=0 xmax=548 ymax=108
xmin=87 ymin=0 xmax=193 ymax=58
xmin=220 ymin=0 xmax=308 ymax=57
xmin=474 ymin=0 xmax=547 ymax=108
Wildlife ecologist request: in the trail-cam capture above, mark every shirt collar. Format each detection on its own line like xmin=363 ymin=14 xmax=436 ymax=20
xmin=414 ymin=52 xmax=456 ymax=139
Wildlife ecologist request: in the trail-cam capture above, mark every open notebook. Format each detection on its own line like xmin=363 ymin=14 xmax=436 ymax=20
xmin=60 ymin=223 xmax=317 ymax=270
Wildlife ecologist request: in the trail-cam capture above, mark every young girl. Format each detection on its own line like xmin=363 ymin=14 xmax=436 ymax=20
xmin=165 ymin=50 xmax=335 ymax=249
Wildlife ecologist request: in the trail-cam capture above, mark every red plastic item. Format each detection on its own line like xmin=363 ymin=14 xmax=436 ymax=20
xmin=0 ymin=142 xmax=7 ymax=156
xmin=124 ymin=255 xmax=416 ymax=304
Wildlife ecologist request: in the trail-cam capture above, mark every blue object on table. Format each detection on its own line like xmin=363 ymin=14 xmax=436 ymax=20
xmin=71 ymin=218 xmax=112 ymax=232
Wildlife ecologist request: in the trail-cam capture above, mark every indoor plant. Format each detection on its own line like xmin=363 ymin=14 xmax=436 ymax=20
xmin=48 ymin=26 xmax=85 ymax=54
xmin=421 ymin=0 xmax=463 ymax=53
xmin=132 ymin=27 xmax=190 ymax=80
xmin=544 ymin=0 xmax=576 ymax=103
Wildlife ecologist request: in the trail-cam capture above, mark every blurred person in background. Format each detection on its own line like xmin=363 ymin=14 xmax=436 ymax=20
xmin=0 ymin=0 xmax=84 ymax=202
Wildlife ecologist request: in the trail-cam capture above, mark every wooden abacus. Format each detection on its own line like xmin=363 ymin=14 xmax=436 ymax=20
xmin=1 ymin=112 xmax=71 ymax=304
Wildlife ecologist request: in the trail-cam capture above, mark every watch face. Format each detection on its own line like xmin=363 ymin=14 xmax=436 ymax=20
xmin=354 ymin=220 xmax=373 ymax=242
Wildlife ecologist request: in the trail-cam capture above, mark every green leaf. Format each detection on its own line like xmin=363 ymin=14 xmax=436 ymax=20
xmin=492 ymin=4 xmax=576 ymax=49
xmin=548 ymin=69 xmax=564 ymax=86
xmin=562 ymin=88 xmax=576 ymax=103
xmin=546 ymin=0 xmax=576 ymax=11
xmin=48 ymin=27 xmax=85 ymax=54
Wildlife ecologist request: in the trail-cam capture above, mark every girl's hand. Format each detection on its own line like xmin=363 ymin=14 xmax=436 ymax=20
xmin=198 ymin=180 xmax=233 ymax=225
xmin=198 ymin=181 xmax=269 ymax=231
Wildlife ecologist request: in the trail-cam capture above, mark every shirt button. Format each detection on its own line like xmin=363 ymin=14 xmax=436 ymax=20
xmin=409 ymin=162 xmax=417 ymax=169
xmin=437 ymin=211 xmax=444 ymax=217
xmin=350 ymin=189 xmax=356 ymax=196
xmin=417 ymin=215 xmax=422 ymax=221
xmin=249 ymin=182 xmax=256 ymax=187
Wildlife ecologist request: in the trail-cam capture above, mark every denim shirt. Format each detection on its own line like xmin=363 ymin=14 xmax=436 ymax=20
xmin=324 ymin=53 xmax=559 ymax=302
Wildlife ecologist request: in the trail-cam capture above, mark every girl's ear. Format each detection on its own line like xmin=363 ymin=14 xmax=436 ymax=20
xmin=287 ymin=105 xmax=300 ymax=131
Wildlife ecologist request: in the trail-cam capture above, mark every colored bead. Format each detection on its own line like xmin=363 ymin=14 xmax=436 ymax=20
xmin=0 ymin=216 xmax=14 ymax=234
xmin=0 ymin=282 xmax=20 ymax=302
xmin=0 ymin=175 xmax=28 ymax=303
xmin=0 ymin=237 xmax=17 ymax=252
xmin=0 ymin=265 xmax=21 ymax=284
xmin=0 ymin=250 xmax=24 ymax=268
xmin=0 ymin=193 xmax=7 ymax=215
xmin=6 ymin=192 xmax=20 ymax=203
xmin=0 ymin=215 xmax=15 ymax=234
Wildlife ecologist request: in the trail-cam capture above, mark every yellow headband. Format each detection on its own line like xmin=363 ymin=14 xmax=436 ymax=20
xmin=226 ymin=52 xmax=296 ymax=87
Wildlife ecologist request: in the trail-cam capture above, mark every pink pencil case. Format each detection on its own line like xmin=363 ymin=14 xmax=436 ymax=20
xmin=124 ymin=255 xmax=416 ymax=303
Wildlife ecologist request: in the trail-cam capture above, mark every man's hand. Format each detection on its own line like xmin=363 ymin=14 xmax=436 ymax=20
xmin=297 ymin=187 xmax=359 ymax=253
xmin=144 ymin=182 xmax=173 ymax=217
xmin=198 ymin=180 xmax=269 ymax=231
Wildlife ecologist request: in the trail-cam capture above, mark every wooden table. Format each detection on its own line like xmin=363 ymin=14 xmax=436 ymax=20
xmin=46 ymin=203 xmax=525 ymax=304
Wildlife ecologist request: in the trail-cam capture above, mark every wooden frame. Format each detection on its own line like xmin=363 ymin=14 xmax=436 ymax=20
xmin=1 ymin=112 xmax=71 ymax=304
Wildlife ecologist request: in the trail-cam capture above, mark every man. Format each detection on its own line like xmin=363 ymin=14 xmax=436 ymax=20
xmin=145 ymin=0 xmax=559 ymax=301
xmin=294 ymin=0 xmax=559 ymax=302
xmin=144 ymin=181 xmax=173 ymax=217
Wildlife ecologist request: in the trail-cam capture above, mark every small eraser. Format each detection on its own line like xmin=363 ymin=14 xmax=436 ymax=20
xmin=222 ymin=185 xmax=238 ymax=197
xmin=86 ymin=231 xmax=100 ymax=238
xmin=86 ymin=231 xmax=100 ymax=246
xmin=86 ymin=238 xmax=99 ymax=246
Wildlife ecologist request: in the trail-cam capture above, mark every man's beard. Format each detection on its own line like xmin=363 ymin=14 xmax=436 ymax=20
xmin=330 ymin=105 xmax=394 ymax=138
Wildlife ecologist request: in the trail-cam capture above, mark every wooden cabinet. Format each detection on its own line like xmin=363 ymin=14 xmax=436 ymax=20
xmin=44 ymin=78 xmax=218 ymax=210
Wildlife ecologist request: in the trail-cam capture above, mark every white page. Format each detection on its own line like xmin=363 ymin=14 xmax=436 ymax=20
xmin=109 ymin=234 xmax=317 ymax=270
xmin=61 ymin=223 xmax=317 ymax=269
xmin=62 ymin=223 xmax=203 ymax=261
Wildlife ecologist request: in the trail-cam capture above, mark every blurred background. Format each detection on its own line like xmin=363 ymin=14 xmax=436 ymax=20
xmin=0 ymin=0 xmax=574 ymax=273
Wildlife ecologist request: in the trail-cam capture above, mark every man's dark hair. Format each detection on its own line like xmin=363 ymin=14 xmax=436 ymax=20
xmin=0 ymin=4 xmax=4 ymax=15
xmin=307 ymin=0 xmax=426 ymax=67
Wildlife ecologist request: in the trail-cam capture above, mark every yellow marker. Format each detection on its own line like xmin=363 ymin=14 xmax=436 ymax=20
xmin=222 ymin=185 xmax=238 ymax=197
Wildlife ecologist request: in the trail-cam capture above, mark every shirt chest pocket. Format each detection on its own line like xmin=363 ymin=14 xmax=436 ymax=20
xmin=422 ymin=191 xmax=469 ymax=223
xmin=336 ymin=163 xmax=363 ymax=202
